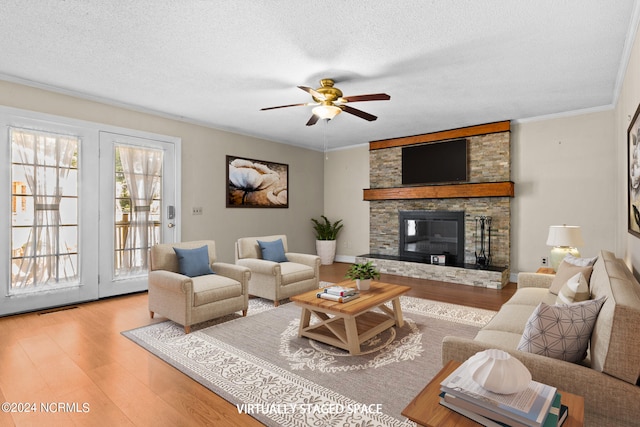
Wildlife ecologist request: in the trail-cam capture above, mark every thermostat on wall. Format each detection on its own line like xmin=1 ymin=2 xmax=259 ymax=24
xmin=431 ymin=255 xmax=446 ymax=265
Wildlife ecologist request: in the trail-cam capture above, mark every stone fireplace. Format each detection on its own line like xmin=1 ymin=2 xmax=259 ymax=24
xmin=357 ymin=121 xmax=513 ymax=289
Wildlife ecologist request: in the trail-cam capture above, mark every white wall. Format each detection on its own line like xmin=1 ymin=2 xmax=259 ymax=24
xmin=511 ymin=111 xmax=617 ymax=273
xmin=616 ymin=15 xmax=640 ymax=276
xmin=323 ymin=144 xmax=370 ymax=261
xmin=0 ymin=80 xmax=324 ymax=263
xmin=325 ymin=111 xmax=618 ymax=276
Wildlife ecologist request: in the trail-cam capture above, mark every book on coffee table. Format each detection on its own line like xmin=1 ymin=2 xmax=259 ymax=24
xmin=323 ymin=286 xmax=357 ymax=296
xmin=440 ymin=360 xmax=557 ymax=427
xmin=316 ymin=292 xmax=360 ymax=303
xmin=440 ymin=391 xmax=566 ymax=427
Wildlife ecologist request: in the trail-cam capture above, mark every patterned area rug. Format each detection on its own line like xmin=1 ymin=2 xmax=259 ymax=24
xmin=123 ymin=285 xmax=495 ymax=426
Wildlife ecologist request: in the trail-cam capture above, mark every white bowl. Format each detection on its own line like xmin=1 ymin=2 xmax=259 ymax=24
xmin=466 ymin=349 xmax=532 ymax=394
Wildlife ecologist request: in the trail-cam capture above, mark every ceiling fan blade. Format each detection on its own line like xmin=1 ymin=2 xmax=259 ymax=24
xmin=298 ymin=85 xmax=326 ymax=101
xmin=342 ymin=105 xmax=377 ymax=121
xmin=260 ymin=103 xmax=308 ymax=111
xmin=306 ymin=114 xmax=320 ymax=126
xmin=341 ymin=93 xmax=390 ymax=103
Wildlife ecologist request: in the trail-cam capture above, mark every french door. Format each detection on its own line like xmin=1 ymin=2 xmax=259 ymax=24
xmin=98 ymin=132 xmax=178 ymax=297
xmin=0 ymin=109 xmax=180 ymax=315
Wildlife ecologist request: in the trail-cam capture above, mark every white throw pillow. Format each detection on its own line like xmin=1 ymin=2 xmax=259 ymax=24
xmin=563 ymin=254 xmax=598 ymax=267
xmin=517 ymin=297 xmax=606 ymax=363
xmin=556 ymin=272 xmax=590 ymax=304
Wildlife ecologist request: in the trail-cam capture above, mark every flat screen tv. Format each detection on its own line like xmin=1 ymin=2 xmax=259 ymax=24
xmin=402 ymin=139 xmax=467 ymax=185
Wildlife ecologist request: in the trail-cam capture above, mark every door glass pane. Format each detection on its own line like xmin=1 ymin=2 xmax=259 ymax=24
xmin=114 ymin=145 xmax=163 ymax=278
xmin=10 ymin=128 xmax=80 ymax=294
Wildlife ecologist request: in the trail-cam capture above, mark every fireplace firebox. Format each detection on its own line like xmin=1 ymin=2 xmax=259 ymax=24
xmin=399 ymin=210 xmax=465 ymax=265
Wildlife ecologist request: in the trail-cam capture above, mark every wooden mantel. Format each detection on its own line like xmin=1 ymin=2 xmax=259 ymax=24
xmin=363 ymin=181 xmax=514 ymax=201
xmin=369 ymin=121 xmax=510 ymax=150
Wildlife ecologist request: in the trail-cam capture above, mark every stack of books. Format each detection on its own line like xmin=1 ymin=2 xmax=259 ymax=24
xmin=439 ymin=361 xmax=568 ymax=427
xmin=317 ymin=285 xmax=359 ymax=303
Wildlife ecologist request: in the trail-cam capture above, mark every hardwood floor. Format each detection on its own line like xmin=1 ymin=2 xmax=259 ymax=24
xmin=0 ymin=263 xmax=515 ymax=426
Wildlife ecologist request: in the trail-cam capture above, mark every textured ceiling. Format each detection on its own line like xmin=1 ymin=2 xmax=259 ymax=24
xmin=1 ymin=1 xmax=639 ymax=151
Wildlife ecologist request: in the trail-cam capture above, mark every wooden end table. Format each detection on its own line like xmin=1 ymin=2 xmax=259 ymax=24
xmin=402 ymin=360 xmax=584 ymax=426
xmin=290 ymin=281 xmax=410 ymax=355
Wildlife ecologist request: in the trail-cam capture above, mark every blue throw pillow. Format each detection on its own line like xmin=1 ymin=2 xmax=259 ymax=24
xmin=173 ymin=245 xmax=215 ymax=277
xmin=257 ymin=239 xmax=288 ymax=263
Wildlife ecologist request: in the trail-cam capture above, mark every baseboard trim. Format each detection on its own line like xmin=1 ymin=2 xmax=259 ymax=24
xmin=334 ymin=255 xmax=356 ymax=263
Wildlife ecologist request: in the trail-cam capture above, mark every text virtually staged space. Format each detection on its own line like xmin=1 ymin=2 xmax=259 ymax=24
xmin=2 ymin=2 xmax=640 ymax=426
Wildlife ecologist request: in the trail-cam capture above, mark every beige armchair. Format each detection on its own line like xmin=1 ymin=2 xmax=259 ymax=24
xmin=235 ymin=235 xmax=320 ymax=306
xmin=148 ymin=240 xmax=250 ymax=333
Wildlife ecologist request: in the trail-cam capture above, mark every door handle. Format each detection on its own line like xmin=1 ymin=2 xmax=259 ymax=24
xmin=167 ymin=223 xmax=175 ymax=228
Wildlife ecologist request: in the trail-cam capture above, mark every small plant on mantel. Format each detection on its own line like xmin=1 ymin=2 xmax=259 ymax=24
xmin=345 ymin=261 xmax=380 ymax=291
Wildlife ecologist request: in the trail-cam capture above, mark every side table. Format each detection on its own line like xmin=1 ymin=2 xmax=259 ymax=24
xmin=402 ymin=360 xmax=584 ymax=427
xmin=536 ymin=267 xmax=556 ymax=275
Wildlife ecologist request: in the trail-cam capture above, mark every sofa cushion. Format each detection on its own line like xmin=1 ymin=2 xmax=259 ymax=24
xmin=504 ymin=287 xmax=557 ymax=306
xmin=549 ymin=261 xmax=593 ymax=295
xmin=589 ymin=252 xmax=640 ymax=384
xmin=258 ymin=238 xmax=288 ymax=263
xmin=475 ymin=330 xmax=524 ymax=349
xmin=279 ymin=262 xmax=315 ymax=285
xmin=192 ymin=275 xmax=242 ymax=307
xmin=517 ymin=297 xmax=606 ymax=363
xmin=173 ymin=245 xmax=214 ymax=277
xmin=556 ymin=272 xmax=590 ymax=304
xmin=480 ymin=304 xmax=539 ymax=335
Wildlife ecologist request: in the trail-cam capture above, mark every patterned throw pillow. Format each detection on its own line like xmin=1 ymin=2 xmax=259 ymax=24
xmin=517 ymin=297 xmax=606 ymax=363
xmin=556 ymin=272 xmax=590 ymax=304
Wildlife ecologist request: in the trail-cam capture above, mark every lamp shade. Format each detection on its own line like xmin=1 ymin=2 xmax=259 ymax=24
xmin=312 ymin=104 xmax=341 ymax=120
xmin=546 ymin=225 xmax=584 ymax=248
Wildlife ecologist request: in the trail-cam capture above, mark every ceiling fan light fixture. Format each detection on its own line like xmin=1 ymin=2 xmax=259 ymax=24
xmin=312 ymin=104 xmax=341 ymax=120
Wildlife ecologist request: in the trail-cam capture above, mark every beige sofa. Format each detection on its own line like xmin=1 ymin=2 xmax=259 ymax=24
xmin=442 ymin=250 xmax=640 ymax=427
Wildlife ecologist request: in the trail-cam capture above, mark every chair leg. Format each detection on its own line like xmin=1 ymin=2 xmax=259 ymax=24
xmin=184 ymin=325 xmax=191 ymax=334
xmin=149 ymin=310 xmax=154 ymax=318
xmin=242 ymin=309 xmax=247 ymax=317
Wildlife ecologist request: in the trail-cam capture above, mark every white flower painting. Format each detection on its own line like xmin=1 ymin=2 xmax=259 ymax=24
xmin=227 ymin=156 xmax=288 ymax=207
xmin=629 ymin=104 xmax=640 ymax=237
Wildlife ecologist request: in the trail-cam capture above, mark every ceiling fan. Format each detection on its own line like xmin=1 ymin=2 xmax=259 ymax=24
xmin=261 ymin=78 xmax=390 ymax=126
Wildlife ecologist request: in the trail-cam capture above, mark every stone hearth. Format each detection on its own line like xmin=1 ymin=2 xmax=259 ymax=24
xmin=356 ymin=255 xmax=508 ymax=289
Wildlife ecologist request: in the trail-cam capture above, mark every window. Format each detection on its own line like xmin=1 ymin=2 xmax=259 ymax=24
xmin=113 ymin=145 xmax=163 ymax=278
xmin=10 ymin=128 xmax=79 ymax=293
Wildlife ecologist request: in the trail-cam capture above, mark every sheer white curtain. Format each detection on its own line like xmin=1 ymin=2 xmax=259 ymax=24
xmin=117 ymin=145 xmax=163 ymax=276
xmin=11 ymin=129 xmax=78 ymax=290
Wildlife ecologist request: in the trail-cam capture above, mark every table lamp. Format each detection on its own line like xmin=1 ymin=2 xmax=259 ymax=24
xmin=546 ymin=225 xmax=584 ymax=271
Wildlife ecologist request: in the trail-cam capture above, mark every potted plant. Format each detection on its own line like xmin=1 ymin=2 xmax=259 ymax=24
xmin=345 ymin=261 xmax=380 ymax=290
xmin=311 ymin=215 xmax=344 ymax=265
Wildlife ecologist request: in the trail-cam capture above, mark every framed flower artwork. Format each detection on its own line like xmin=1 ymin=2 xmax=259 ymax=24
xmin=628 ymin=103 xmax=640 ymax=237
xmin=226 ymin=155 xmax=288 ymax=208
